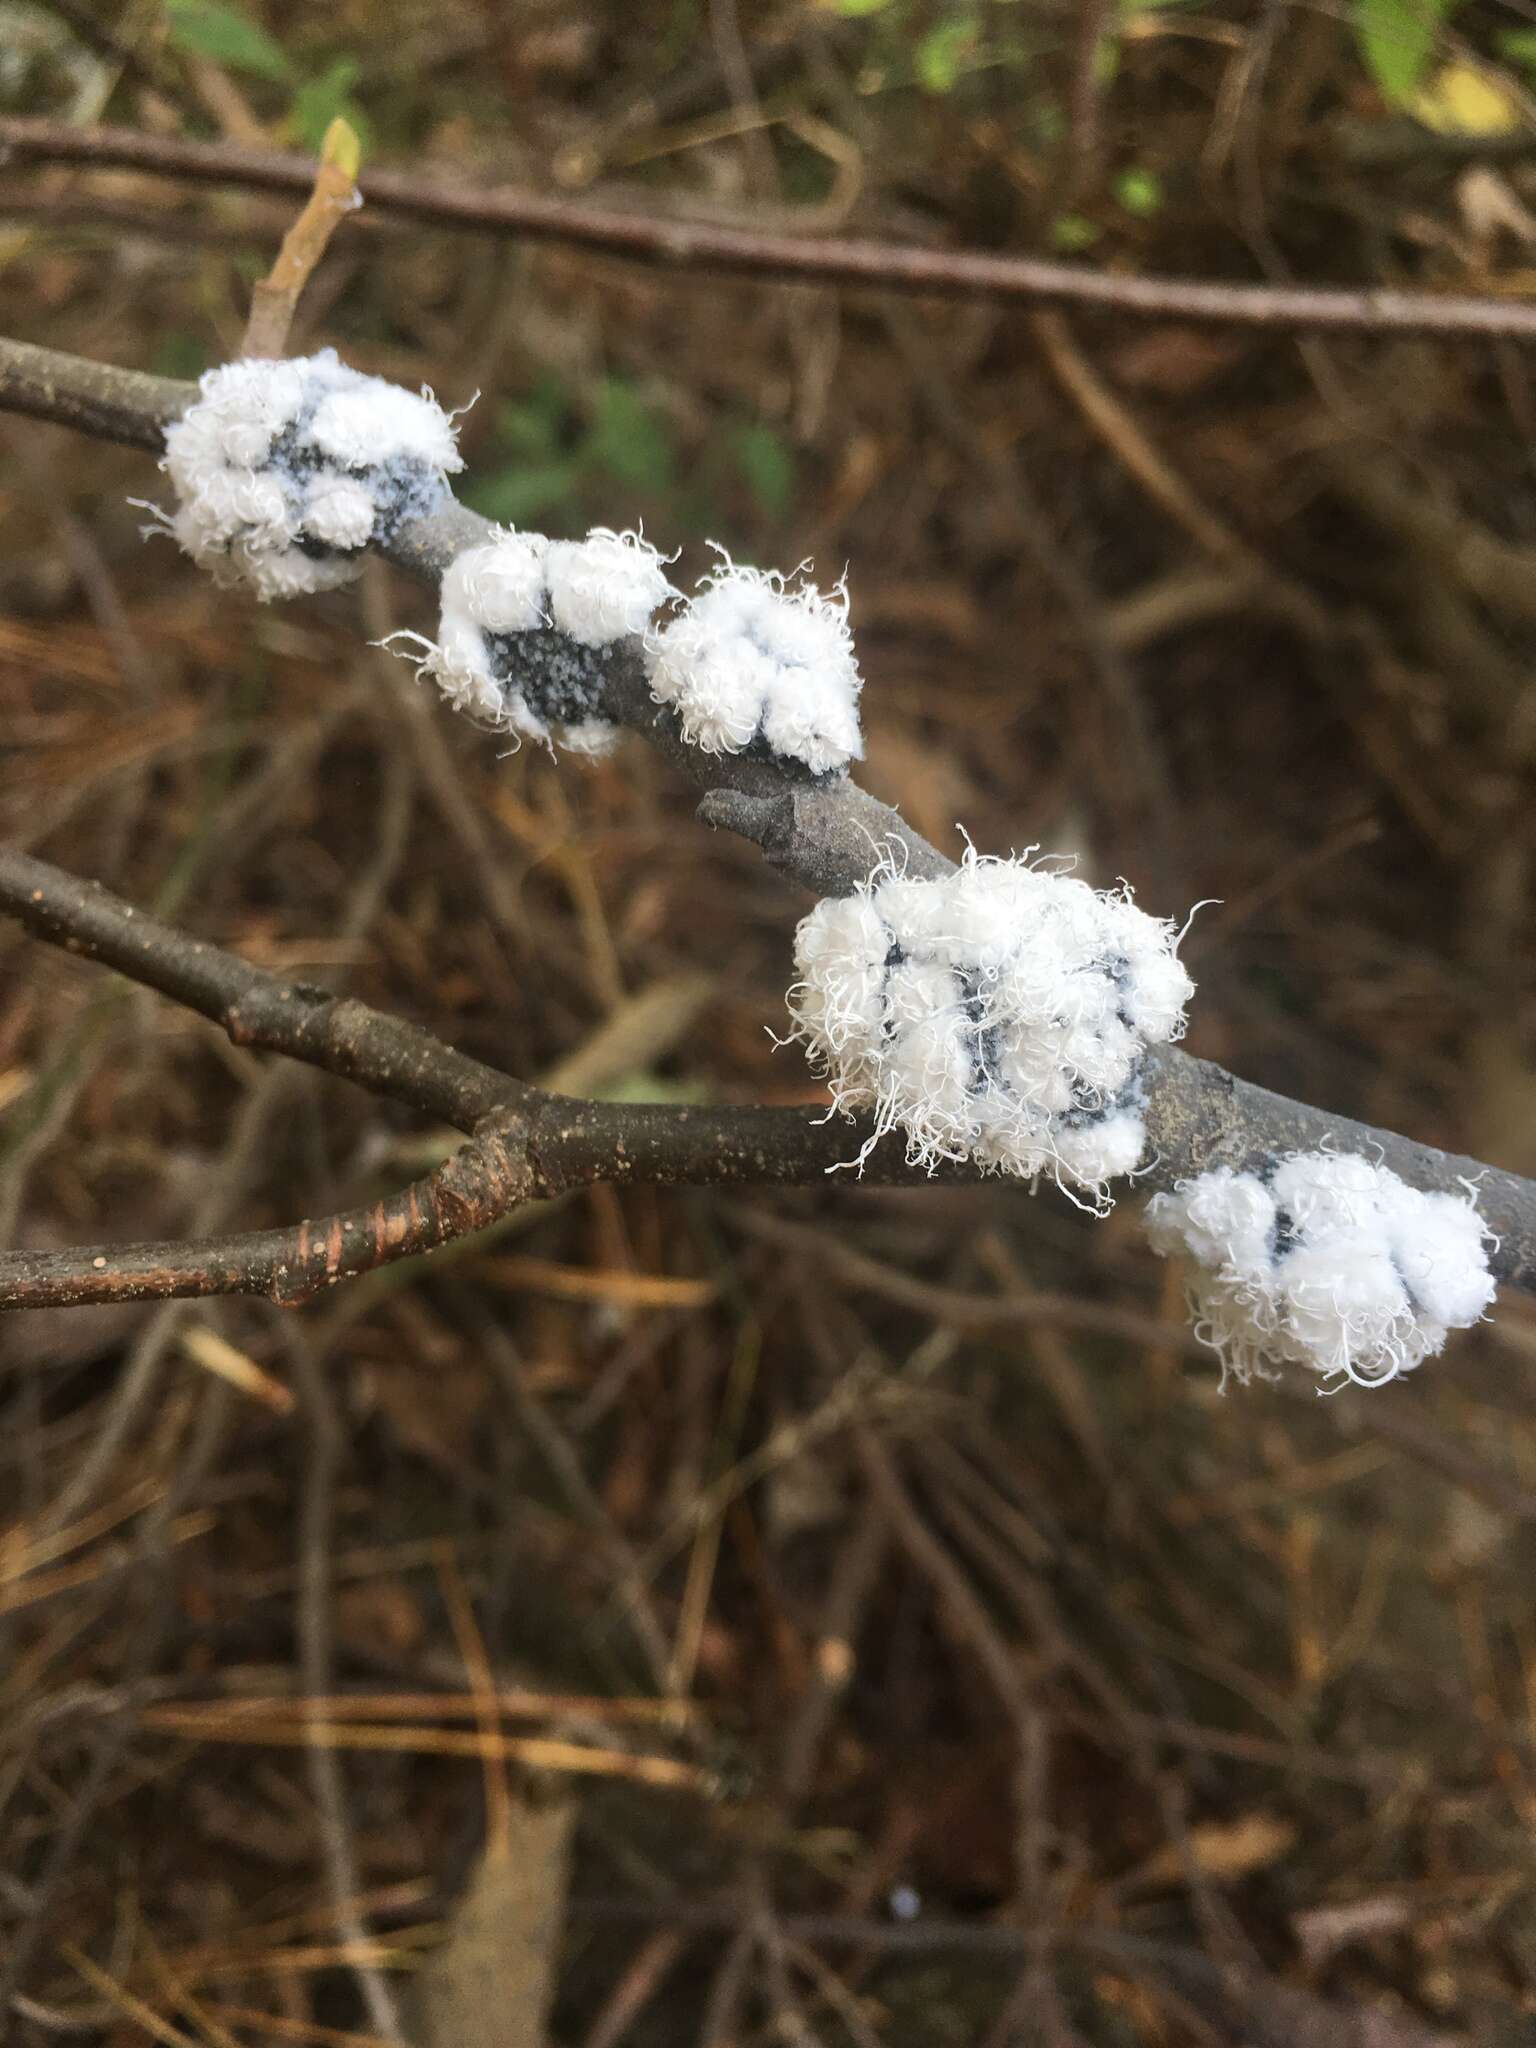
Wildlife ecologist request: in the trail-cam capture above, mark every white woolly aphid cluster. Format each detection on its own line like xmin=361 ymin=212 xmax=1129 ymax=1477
xmin=160 ymin=350 xmax=462 ymax=600
xmin=418 ymin=535 xmax=864 ymax=771
xmin=1145 ymin=1152 xmax=1496 ymax=1390
xmin=645 ymin=558 xmax=863 ymax=775
xmin=423 ymin=527 xmax=675 ymax=753
xmin=788 ymin=848 xmax=1195 ymax=1206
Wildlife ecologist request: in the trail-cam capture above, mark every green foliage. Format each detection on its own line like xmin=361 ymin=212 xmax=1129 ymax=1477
xmin=462 ymin=369 xmax=802 ymax=542
xmin=1114 ymin=165 xmax=1163 ymax=217
xmin=289 ymin=58 xmax=371 ymax=155
xmin=587 ymin=378 xmax=677 ymax=495
xmin=828 ymin=0 xmax=1472 ymax=149
xmin=603 ymin=1070 xmax=715 ymax=1105
xmin=464 ymin=372 xmax=680 ymax=530
xmin=1352 ymin=0 xmax=1458 ymax=105
xmin=915 ymin=15 xmax=978 ymax=93
xmin=826 ymin=0 xmax=1035 ymax=97
xmin=150 ymin=330 xmax=211 ymax=381
xmin=1051 ymin=212 xmax=1101 ymax=253
xmin=730 ymin=423 xmax=797 ymax=522
xmin=162 ymin=0 xmax=290 ymax=79
xmin=160 ymin=3 xmax=369 ymax=153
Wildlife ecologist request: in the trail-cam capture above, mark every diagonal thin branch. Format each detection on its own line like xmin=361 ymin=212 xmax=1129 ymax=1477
xmin=0 ymin=844 xmax=520 ymax=1126
xmin=0 ymin=336 xmax=1532 ymax=1306
xmin=5 ymin=117 xmax=1536 ymax=341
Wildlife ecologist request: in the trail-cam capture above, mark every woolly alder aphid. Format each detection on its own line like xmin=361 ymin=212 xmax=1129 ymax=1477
xmin=147 ymin=350 xmax=1503 ymax=1391
xmin=415 ymin=535 xmax=866 ymax=774
xmin=644 ymin=555 xmax=863 ymax=775
xmin=787 ymin=844 xmax=1195 ymax=1208
xmin=160 ymin=350 xmax=866 ymax=776
xmin=414 ymin=527 xmax=676 ymax=754
xmin=157 ymin=351 xmax=463 ymax=600
xmin=1145 ymin=1151 xmax=1497 ymax=1390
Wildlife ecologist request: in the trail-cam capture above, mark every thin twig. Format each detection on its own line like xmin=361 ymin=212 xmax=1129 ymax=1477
xmin=292 ymin=1330 xmax=410 ymax=2043
xmin=4 ymin=117 xmax=1536 ymax=339
xmin=242 ymin=119 xmax=361 ymax=359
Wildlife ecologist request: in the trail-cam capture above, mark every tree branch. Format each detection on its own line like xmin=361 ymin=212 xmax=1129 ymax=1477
xmin=0 ymin=336 xmax=1532 ymax=1306
xmin=0 ymin=333 xmax=183 ymax=449
xmin=3 ymin=1110 xmax=532 ymax=1309
xmin=0 ymin=851 xmax=976 ymax=1310
xmin=2 ymin=847 xmax=1533 ymax=1308
xmin=0 ymin=846 xmax=520 ymax=1126
xmin=5 ymin=117 xmax=1536 ymax=341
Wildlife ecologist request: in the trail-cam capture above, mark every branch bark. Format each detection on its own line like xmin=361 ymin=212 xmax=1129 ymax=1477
xmin=2 ymin=846 xmax=1532 ymax=1308
xmin=0 ymin=334 xmax=184 ymax=449
xmin=6 ymin=117 xmax=1536 ymax=341
xmin=0 ymin=336 xmax=1532 ymax=1307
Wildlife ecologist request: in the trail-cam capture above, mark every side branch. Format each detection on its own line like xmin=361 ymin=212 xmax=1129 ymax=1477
xmin=2 ymin=851 xmax=1533 ymax=1308
xmin=3 ymin=1110 xmax=533 ymax=1309
xmin=5 ymin=118 xmax=1536 ymax=341
xmin=0 ymin=846 xmax=520 ymax=1127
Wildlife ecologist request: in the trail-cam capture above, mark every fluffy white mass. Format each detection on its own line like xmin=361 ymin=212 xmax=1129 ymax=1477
xmin=160 ymin=350 xmax=463 ymax=601
xmin=645 ymin=559 xmax=863 ymax=775
xmin=787 ymin=847 xmax=1195 ymax=1206
xmin=417 ymin=527 xmax=674 ymax=753
xmin=1145 ymin=1151 xmax=1496 ymax=1390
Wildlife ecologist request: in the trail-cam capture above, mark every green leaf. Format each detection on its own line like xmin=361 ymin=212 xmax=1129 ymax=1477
xmin=289 ymin=60 xmax=370 ymax=157
xmin=1353 ymin=0 xmax=1456 ymax=106
xmin=151 ymin=331 xmax=211 ymax=380
xmin=495 ymin=374 xmax=573 ymax=462
xmin=1114 ymin=165 xmax=1163 ymax=216
xmin=586 ymin=377 xmax=675 ymax=493
xmin=163 ymin=0 xmax=291 ymax=80
xmin=602 ymin=1071 xmax=714 ymax=1105
xmin=1026 ymin=99 xmax=1066 ymax=145
xmin=463 ymin=460 xmax=583 ymax=527
xmin=1497 ymin=26 xmax=1536 ymax=67
xmin=731 ymin=422 xmax=797 ymax=521
xmin=915 ymin=17 xmax=976 ymax=92
xmin=1050 ymin=211 xmax=1101 ymax=252
xmin=830 ymin=0 xmax=897 ymax=14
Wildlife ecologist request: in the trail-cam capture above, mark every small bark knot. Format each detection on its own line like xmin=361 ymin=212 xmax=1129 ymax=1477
xmin=434 ymin=1118 xmax=533 ymax=1236
xmin=225 ymin=978 xmax=331 ymax=1045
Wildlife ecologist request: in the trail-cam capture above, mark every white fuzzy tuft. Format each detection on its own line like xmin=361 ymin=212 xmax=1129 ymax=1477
xmin=545 ymin=528 xmax=675 ymax=646
xmin=161 ymin=349 xmax=463 ymax=601
xmin=451 ymin=531 xmax=548 ymax=636
xmin=307 ymin=379 xmax=459 ymax=473
xmin=1145 ymin=1151 xmax=1496 ymax=1390
xmin=409 ymin=526 xmax=671 ymax=754
xmin=646 ymin=556 xmax=863 ymax=774
xmin=786 ymin=845 xmax=1194 ymax=1206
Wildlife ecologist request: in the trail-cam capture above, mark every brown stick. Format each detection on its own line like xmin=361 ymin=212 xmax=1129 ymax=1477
xmin=5 ymin=117 xmax=1536 ymax=340
xmin=241 ymin=118 xmax=361 ymax=360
